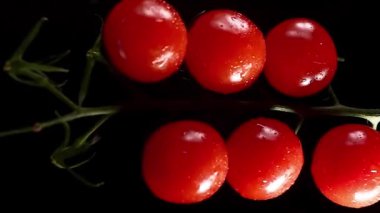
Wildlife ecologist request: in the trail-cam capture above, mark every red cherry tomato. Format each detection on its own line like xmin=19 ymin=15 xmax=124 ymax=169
xmin=103 ymin=0 xmax=187 ymax=83
xmin=186 ymin=10 xmax=266 ymax=94
xmin=312 ymin=124 xmax=380 ymax=208
xmin=265 ymin=18 xmax=337 ymax=97
xmin=142 ymin=120 xmax=228 ymax=204
xmin=226 ymin=118 xmax=303 ymax=200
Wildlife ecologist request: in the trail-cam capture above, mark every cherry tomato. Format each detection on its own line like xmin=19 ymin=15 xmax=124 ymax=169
xmin=265 ymin=18 xmax=337 ymax=97
xmin=226 ymin=117 xmax=303 ymax=200
xmin=186 ymin=10 xmax=266 ymax=94
xmin=311 ymin=124 xmax=380 ymax=208
xmin=103 ymin=0 xmax=187 ymax=83
xmin=142 ymin=120 xmax=228 ymax=204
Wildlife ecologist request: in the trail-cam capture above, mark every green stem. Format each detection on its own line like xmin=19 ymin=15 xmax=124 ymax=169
xmin=15 ymin=66 xmax=80 ymax=110
xmin=67 ymin=168 xmax=104 ymax=187
xmin=328 ymin=85 xmax=340 ymax=105
xmin=54 ymin=111 xmax=71 ymax=147
xmin=12 ymin=17 xmax=48 ymax=60
xmin=5 ymin=99 xmax=377 ymax=139
xmin=294 ymin=117 xmax=304 ymax=134
xmin=44 ymin=80 xmax=80 ymax=110
xmin=75 ymin=114 xmax=112 ymax=147
xmin=120 ymin=99 xmax=380 ymax=127
xmin=4 ymin=16 xmax=77 ymax=111
xmin=0 ymin=106 xmax=120 ymax=138
xmin=311 ymin=105 xmax=380 ymax=129
xmin=78 ymin=34 xmax=102 ymax=106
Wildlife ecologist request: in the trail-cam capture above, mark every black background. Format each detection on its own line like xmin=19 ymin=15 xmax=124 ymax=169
xmin=0 ymin=0 xmax=380 ymax=212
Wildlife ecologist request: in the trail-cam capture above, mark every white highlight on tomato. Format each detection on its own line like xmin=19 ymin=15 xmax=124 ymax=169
xmin=198 ymin=172 xmax=219 ymax=194
xmin=183 ymin=130 xmax=206 ymax=142
xmin=137 ymin=0 xmax=173 ymax=21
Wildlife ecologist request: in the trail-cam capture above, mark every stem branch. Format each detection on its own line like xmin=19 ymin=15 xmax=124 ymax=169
xmin=0 ymin=106 xmax=120 ymax=138
xmin=12 ymin=17 xmax=48 ymax=60
xmin=121 ymin=99 xmax=380 ymax=126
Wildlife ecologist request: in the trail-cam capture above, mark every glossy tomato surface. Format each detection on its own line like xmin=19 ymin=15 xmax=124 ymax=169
xmin=186 ymin=9 xmax=266 ymax=94
xmin=226 ymin=117 xmax=303 ymax=200
xmin=265 ymin=18 xmax=337 ymax=97
xmin=142 ymin=120 xmax=228 ymax=204
xmin=103 ymin=0 xmax=187 ymax=83
xmin=312 ymin=124 xmax=380 ymax=208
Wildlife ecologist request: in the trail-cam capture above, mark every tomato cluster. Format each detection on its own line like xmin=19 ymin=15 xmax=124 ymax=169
xmin=104 ymin=0 xmax=337 ymax=97
xmin=141 ymin=118 xmax=380 ymax=209
xmin=103 ymin=0 xmax=380 ymax=209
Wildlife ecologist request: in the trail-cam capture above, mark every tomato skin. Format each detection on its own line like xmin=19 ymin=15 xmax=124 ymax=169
xmin=226 ymin=118 xmax=303 ymax=200
xmin=265 ymin=18 xmax=337 ymax=97
xmin=142 ymin=120 xmax=228 ymax=204
xmin=312 ymin=124 xmax=380 ymax=208
xmin=103 ymin=0 xmax=187 ymax=83
xmin=186 ymin=10 xmax=266 ymax=94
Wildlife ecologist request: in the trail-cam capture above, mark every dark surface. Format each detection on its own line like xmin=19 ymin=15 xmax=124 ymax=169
xmin=0 ymin=0 xmax=379 ymax=211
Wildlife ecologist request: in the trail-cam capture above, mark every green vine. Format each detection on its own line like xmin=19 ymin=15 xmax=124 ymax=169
xmin=1 ymin=17 xmax=379 ymax=187
xmin=2 ymin=17 xmax=120 ymax=186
